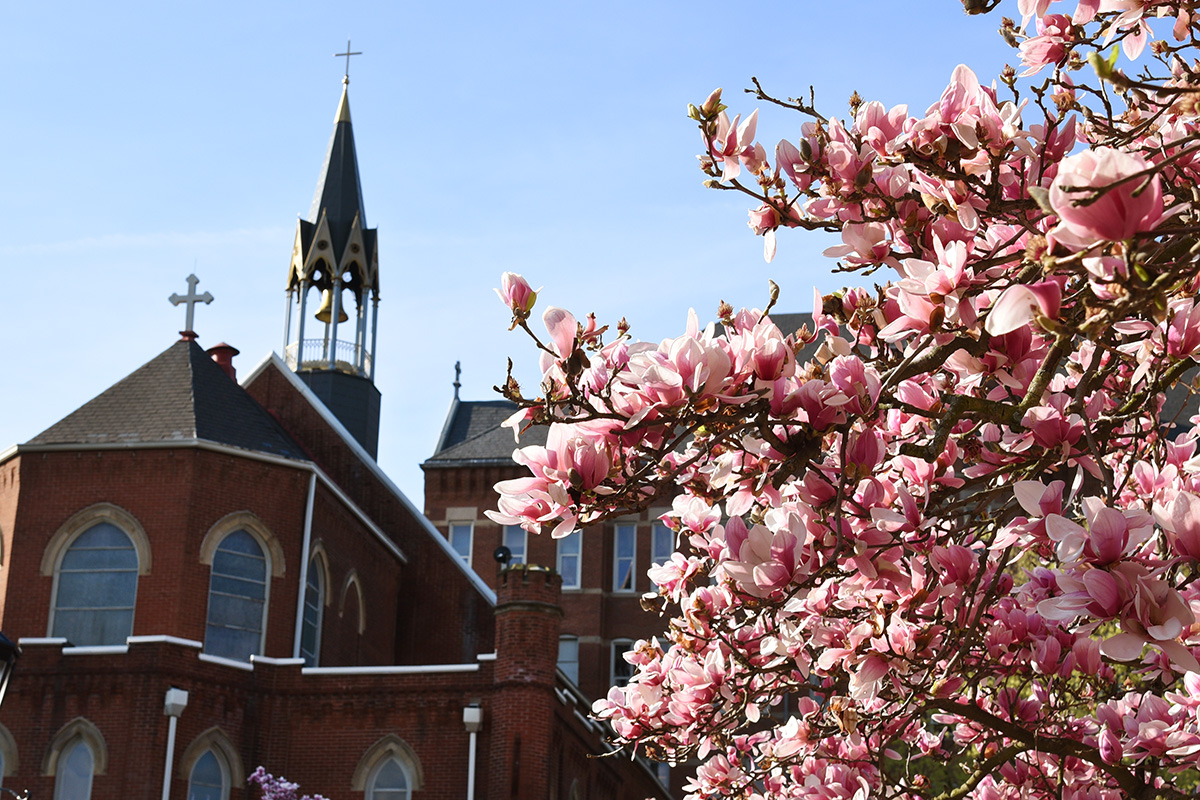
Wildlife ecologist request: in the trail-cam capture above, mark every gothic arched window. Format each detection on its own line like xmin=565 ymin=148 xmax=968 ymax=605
xmin=300 ymin=553 xmax=326 ymax=667
xmin=52 ymin=522 xmax=138 ymax=647
xmin=366 ymin=757 xmax=411 ymax=800
xmin=53 ymin=738 xmax=94 ymax=800
xmin=187 ymin=749 xmax=228 ymax=800
xmin=205 ymin=530 xmax=269 ymax=661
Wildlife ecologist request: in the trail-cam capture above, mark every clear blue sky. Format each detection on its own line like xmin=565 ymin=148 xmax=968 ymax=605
xmin=0 ymin=1 xmax=1018 ymax=501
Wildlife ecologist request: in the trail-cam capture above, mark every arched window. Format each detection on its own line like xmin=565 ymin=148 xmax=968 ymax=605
xmin=53 ymin=738 xmax=94 ymax=800
xmin=300 ymin=554 xmax=325 ymax=667
xmin=178 ymin=727 xmax=242 ymax=800
xmin=205 ymin=530 xmax=268 ymax=661
xmin=52 ymin=522 xmax=138 ymax=646
xmin=366 ymin=757 xmax=411 ymax=800
xmin=187 ymin=749 xmax=228 ymax=800
xmin=352 ymin=736 xmax=424 ymax=799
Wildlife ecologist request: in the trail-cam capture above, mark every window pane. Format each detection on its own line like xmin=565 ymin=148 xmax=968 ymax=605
xmin=55 ymin=609 xmax=135 ymax=648
xmin=558 ymin=636 xmax=579 ymax=685
xmin=212 ymin=549 xmax=267 ymax=581
xmin=188 ymin=751 xmax=225 ymax=800
xmin=369 ymin=758 xmax=409 ymax=800
xmin=207 ymin=593 xmax=265 ymax=630
xmin=449 ymin=523 xmax=472 ymax=566
xmin=205 ymin=531 xmax=267 ymax=661
xmin=57 ymin=570 xmax=138 ymax=609
xmin=651 ymin=525 xmax=673 ymax=564
xmin=53 ymin=523 xmax=138 ymax=647
xmin=503 ymin=526 xmax=526 ymax=565
xmin=612 ymin=640 xmax=634 ymax=687
xmin=55 ymin=740 xmax=93 ymax=800
xmin=301 ymin=557 xmax=324 ymax=667
xmin=205 ymin=626 xmax=261 ymax=662
xmin=61 ymin=545 xmax=137 ymax=571
xmin=557 ymin=530 xmax=581 ymax=590
xmin=613 ymin=525 xmax=635 ymax=592
xmin=209 ymin=574 xmax=266 ymax=600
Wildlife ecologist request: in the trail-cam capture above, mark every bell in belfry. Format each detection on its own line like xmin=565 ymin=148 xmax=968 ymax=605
xmin=315 ymin=288 xmax=349 ymax=324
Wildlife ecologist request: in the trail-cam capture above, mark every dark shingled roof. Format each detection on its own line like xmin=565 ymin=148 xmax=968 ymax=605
xmin=30 ymin=340 xmax=307 ymax=459
xmin=424 ymin=400 xmax=548 ymax=467
xmin=308 ymin=86 xmax=371 ymax=266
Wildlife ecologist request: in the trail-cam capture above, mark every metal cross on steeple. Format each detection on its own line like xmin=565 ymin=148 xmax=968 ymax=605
xmin=335 ymin=39 xmax=362 ymax=83
xmin=454 ymin=360 xmax=462 ymax=400
xmin=169 ymin=273 xmax=214 ymax=335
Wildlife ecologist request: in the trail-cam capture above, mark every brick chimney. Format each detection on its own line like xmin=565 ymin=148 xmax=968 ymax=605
xmin=489 ymin=564 xmax=562 ymax=800
xmin=206 ymin=342 xmax=240 ymax=381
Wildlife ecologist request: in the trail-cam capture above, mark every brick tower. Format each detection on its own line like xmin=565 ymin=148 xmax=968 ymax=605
xmin=490 ymin=564 xmax=561 ymax=800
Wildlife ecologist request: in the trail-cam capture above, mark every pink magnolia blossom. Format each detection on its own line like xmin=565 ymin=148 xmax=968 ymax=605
xmin=1020 ymin=14 xmax=1075 ymax=75
xmin=495 ymin=272 xmax=539 ymax=329
xmin=493 ymin=11 xmax=1200 ymax=797
xmin=1048 ymin=147 xmax=1164 ymax=247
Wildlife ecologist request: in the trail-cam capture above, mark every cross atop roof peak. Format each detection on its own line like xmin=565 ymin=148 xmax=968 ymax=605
xmin=169 ymin=273 xmax=214 ymax=339
xmin=335 ymin=39 xmax=362 ymax=84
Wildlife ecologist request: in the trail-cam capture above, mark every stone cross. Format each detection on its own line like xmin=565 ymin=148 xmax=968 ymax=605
xmin=169 ymin=273 xmax=214 ymax=334
xmin=335 ymin=40 xmax=362 ymax=81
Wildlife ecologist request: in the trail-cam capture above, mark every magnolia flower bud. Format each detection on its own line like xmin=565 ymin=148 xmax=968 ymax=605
xmin=495 ymin=272 xmax=539 ymax=329
xmin=701 ymin=88 xmax=724 ymax=117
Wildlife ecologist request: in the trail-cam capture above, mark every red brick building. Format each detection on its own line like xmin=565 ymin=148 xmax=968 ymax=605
xmin=0 ymin=81 xmax=669 ymax=800
xmin=422 ymin=399 xmax=676 ymax=711
xmin=421 ymin=313 xmax=817 ymax=700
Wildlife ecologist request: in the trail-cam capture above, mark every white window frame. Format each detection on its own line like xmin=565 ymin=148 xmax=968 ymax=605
xmin=557 ymin=635 xmax=580 ymax=686
xmin=556 ymin=530 xmax=581 ymax=590
xmin=611 ymin=638 xmax=635 ymax=688
xmin=612 ymin=524 xmax=637 ymax=593
xmin=503 ymin=525 xmax=527 ymax=565
xmin=448 ymin=523 xmax=473 ymax=568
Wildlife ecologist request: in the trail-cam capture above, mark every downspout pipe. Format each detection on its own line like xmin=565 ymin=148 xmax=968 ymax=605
xmin=463 ymin=705 xmax=483 ymax=799
xmin=162 ymin=688 xmax=189 ymax=800
xmin=292 ymin=473 xmax=318 ymax=660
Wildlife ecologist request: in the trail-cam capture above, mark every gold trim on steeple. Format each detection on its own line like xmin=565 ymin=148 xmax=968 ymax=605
xmin=336 ymin=85 xmax=351 ymax=124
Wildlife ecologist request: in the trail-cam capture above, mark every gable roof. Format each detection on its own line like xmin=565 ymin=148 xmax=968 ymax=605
xmin=29 ymin=339 xmax=306 ymax=460
xmin=240 ymin=353 xmax=497 ymax=605
xmin=424 ymin=399 xmax=546 ymax=468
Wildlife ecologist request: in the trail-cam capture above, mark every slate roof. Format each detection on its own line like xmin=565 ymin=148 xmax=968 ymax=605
xmin=423 ymin=399 xmax=547 ymax=467
xmin=29 ymin=340 xmax=307 ymax=459
xmin=307 ymin=85 xmax=372 ymax=266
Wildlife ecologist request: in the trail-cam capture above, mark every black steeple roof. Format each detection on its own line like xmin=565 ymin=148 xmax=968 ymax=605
xmin=309 ymin=85 xmax=367 ymax=249
xmin=29 ymin=340 xmax=306 ymax=460
xmin=286 ymin=82 xmax=379 ymax=300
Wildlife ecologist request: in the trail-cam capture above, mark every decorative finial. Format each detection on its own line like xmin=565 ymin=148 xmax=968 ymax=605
xmin=169 ymin=273 xmax=214 ymax=340
xmin=453 ymin=361 xmax=462 ymax=400
xmin=335 ymin=39 xmax=362 ymax=84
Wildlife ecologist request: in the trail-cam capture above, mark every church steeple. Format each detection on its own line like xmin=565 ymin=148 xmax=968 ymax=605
xmin=283 ymin=74 xmax=382 ymax=459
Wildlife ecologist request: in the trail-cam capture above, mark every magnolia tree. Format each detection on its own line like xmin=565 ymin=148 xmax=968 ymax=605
xmin=248 ymin=767 xmax=328 ymax=800
xmin=490 ymin=1 xmax=1200 ymax=798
